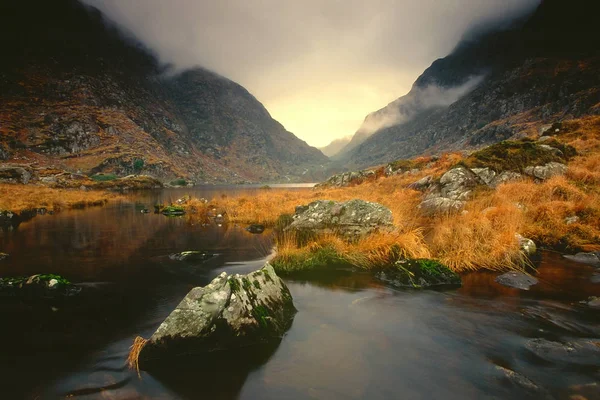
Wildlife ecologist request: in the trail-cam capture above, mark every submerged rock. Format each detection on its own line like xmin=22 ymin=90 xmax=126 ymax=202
xmin=375 ymin=259 xmax=461 ymax=289
xmin=0 ymin=252 xmax=8 ymax=261
xmin=582 ymin=296 xmax=600 ymax=308
xmin=246 ymin=224 xmax=265 ymax=234
xmin=525 ymin=338 xmax=600 ymax=367
xmin=0 ymin=274 xmax=81 ymax=298
xmin=161 ymin=206 xmax=186 ymax=216
xmin=494 ymin=366 xmax=554 ymax=399
xmin=138 ymin=264 xmax=296 ymax=366
xmin=495 ymin=271 xmax=538 ymax=290
xmin=563 ymin=252 xmax=600 ymax=267
xmin=168 ymin=251 xmax=214 ymax=262
xmin=287 ymin=199 xmax=393 ymax=239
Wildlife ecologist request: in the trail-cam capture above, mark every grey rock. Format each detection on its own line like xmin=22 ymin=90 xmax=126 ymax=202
xmin=495 ymin=271 xmax=538 ymax=290
xmin=418 ymin=197 xmax=465 ymax=215
xmin=438 ymin=166 xmax=481 ymax=200
xmin=525 ymin=338 xmax=600 ymax=367
xmin=563 ymin=252 xmax=600 ymax=267
xmin=564 ymin=215 xmax=579 ymax=225
xmin=471 ymin=167 xmax=497 ymax=186
xmin=537 ymin=144 xmax=564 ymax=157
xmin=375 ymin=259 xmax=461 ymax=289
xmin=288 ymin=199 xmax=393 ymax=238
xmin=407 ymin=175 xmax=432 ymax=191
xmin=489 ymin=171 xmax=523 ymax=188
xmin=583 ymin=296 xmax=600 ymax=308
xmin=0 ymin=252 xmax=9 ymax=261
xmin=139 ymin=264 xmax=296 ymax=364
xmin=524 ymin=162 xmax=567 ymax=180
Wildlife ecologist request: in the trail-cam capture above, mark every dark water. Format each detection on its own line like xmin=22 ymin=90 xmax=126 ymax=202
xmin=0 ymin=188 xmax=599 ymax=400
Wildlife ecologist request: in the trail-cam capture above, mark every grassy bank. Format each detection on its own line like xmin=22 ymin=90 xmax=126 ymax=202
xmin=0 ymin=184 xmax=119 ymax=213
xmin=180 ymin=116 xmax=600 ymax=273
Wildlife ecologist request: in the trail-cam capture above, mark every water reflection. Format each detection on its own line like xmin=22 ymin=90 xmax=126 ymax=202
xmin=0 ymin=189 xmax=599 ymax=399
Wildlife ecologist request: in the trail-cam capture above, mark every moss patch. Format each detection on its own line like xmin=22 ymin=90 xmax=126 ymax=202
xmin=376 ymin=259 xmax=461 ymax=289
xmin=161 ymin=205 xmax=185 ymax=216
xmin=460 ymin=139 xmax=576 ymax=173
xmin=271 ymin=247 xmax=348 ymax=274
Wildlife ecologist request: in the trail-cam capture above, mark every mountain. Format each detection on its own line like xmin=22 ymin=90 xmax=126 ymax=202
xmin=319 ymin=136 xmax=352 ymax=158
xmin=337 ymin=0 xmax=600 ymax=170
xmin=0 ymin=0 xmax=328 ymax=183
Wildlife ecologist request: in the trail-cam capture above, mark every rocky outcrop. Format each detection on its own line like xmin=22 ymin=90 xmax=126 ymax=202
xmin=0 ymin=165 xmax=32 ymax=184
xmin=286 ymin=199 xmax=393 ymax=239
xmin=375 ymin=259 xmax=461 ymax=289
xmin=316 ymin=169 xmax=377 ymax=188
xmin=137 ymin=264 xmax=296 ymax=366
xmin=495 ymin=271 xmax=539 ymax=290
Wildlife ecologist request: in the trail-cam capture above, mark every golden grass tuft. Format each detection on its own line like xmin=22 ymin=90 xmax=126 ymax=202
xmin=127 ymin=336 xmax=148 ymax=377
xmin=0 ymin=183 xmax=119 ymax=213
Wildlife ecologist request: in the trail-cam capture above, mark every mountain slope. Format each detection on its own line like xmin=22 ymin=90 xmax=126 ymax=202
xmin=0 ymin=0 xmax=328 ymax=183
xmin=319 ymin=136 xmax=352 ymax=158
xmin=338 ymin=0 xmax=600 ymax=170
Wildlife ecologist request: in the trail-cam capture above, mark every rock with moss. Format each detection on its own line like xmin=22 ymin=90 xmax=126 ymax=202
xmin=138 ymin=263 xmax=296 ymax=366
xmin=375 ymin=259 xmax=461 ymax=289
xmin=168 ymin=250 xmax=214 ymax=262
xmin=287 ymin=199 xmax=393 ymax=239
xmin=0 ymin=274 xmax=80 ymax=298
xmin=161 ymin=205 xmax=186 ymax=216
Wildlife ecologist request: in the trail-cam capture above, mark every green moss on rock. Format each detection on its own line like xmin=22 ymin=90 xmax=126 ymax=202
xmin=376 ymin=259 xmax=461 ymax=289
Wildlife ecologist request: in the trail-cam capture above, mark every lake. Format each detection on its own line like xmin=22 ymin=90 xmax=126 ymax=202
xmin=0 ymin=187 xmax=599 ymax=399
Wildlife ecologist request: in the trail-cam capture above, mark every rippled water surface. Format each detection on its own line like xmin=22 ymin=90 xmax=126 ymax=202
xmin=0 ymin=187 xmax=599 ymax=400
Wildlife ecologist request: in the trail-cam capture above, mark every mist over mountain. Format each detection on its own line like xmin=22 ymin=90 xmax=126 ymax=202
xmin=336 ymin=0 xmax=600 ymax=170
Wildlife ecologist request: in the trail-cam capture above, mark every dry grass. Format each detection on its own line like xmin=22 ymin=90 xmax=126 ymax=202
xmin=0 ymin=183 xmax=119 ymax=213
xmin=180 ymin=117 xmax=600 ymax=272
xmin=127 ymin=336 xmax=148 ymax=377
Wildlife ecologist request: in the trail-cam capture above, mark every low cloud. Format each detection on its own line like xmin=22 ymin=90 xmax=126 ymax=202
xmin=358 ymin=76 xmax=485 ymax=135
xmin=81 ymin=0 xmax=539 ymax=146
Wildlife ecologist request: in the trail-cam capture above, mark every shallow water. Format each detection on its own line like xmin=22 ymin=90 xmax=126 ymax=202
xmin=0 ymin=188 xmax=599 ymax=400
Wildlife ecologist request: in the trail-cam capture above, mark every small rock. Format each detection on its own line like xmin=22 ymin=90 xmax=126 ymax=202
xmin=407 ymin=175 xmax=432 ymax=191
xmin=525 ymin=338 xmax=600 ymax=367
xmin=0 ymin=252 xmax=9 ymax=261
xmin=246 ymin=224 xmax=265 ymax=234
xmin=564 ymin=216 xmax=579 ymax=225
xmin=375 ymin=259 xmax=461 ymax=289
xmin=489 ymin=171 xmax=523 ymax=188
xmin=516 ymin=233 xmax=537 ymax=256
xmin=495 ymin=366 xmax=554 ymax=399
xmin=524 ymin=162 xmax=567 ymax=180
xmin=495 ymin=271 xmax=538 ymax=290
xmin=471 ymin=167 xmax=497 ymax=186
xmin=169 ymin=251 xmax=213 ymax=262
xmin=418 ymin=197 xmax=465 ymax=215
xmin=563 ymin=252 xmax=600 ymax=267
xmin=582 ymin=296 xmax=600 ymax=308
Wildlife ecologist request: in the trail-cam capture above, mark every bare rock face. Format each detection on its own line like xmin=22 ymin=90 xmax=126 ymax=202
xmin=286 ymin=199 xmax=394 ymax=239
xmin=138 ymin=264 xmax=296 ymax=367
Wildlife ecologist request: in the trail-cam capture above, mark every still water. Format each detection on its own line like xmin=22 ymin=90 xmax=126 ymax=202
xmin=0 ymin=187 xmax=599 ymax=400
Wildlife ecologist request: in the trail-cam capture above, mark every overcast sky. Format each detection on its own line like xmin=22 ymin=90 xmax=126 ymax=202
xmin=83 ymin=0 xmax=540 ymax=147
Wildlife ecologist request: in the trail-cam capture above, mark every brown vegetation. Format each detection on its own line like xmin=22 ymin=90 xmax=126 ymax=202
xmin=0 ymin=184 xmax=119 ymax=213
xmin=183 ymin=116 xmax=600 ymax=272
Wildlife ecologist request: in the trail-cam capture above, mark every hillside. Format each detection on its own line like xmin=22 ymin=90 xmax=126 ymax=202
xmin=319 ymin=136 xmax=352 ymax=158
xmin=0 ymin=0 xmax=328 ymax=184
xmin=336 ymin=0 xmax=600 ymax=170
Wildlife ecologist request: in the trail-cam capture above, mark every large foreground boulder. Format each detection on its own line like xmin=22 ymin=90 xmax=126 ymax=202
xmin=137 ymin=264 xmax=296 ymax=368
xmin=287 ymin=199 xmax=393 ymax=239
